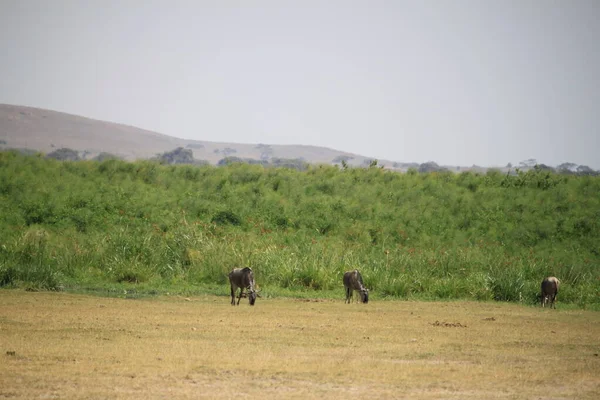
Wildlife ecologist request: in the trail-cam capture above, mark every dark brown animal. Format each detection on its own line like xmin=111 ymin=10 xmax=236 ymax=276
xmin=343 ymin=269 xmax=369 ymax=304
xmin=541 ymin=276 xmax=560 ymax=308
xmin=228 ymin=267 xmax=259 ymax=306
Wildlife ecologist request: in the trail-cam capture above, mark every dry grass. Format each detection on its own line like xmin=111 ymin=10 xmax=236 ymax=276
xmin=1 ymin=291 xmax=599 ymax=399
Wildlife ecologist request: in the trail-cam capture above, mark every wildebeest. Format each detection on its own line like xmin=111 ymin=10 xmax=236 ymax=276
xmin=343 ymin=269 xmax=369 ymax=304
xmin=541 ymin=276 xmax=560 ymax=308
xmin=228 ymin=267 xmax=259 ymax=306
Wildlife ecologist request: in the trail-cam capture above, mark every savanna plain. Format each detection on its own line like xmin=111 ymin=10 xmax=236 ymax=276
xmin=1 ymin=152 xmax=600 ymax=398
xmin=1 ymin=291 xmax=599 ymax=399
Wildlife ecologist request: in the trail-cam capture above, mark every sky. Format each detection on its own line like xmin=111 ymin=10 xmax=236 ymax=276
xmin=1 ymin=0 xmax=599 ymax=168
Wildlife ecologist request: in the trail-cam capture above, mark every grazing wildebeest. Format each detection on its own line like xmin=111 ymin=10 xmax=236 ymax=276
xmin=541 ymin=276 xmax=560 ymax=308
xmin=343 ymin=269 xmax=369 ymax=304
xmin=228 ymin=267 xmax=259 ymax=306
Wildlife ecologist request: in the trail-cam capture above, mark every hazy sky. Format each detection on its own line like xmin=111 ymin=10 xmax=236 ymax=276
xmin=1 ymin=1 xmax=599 ymax=168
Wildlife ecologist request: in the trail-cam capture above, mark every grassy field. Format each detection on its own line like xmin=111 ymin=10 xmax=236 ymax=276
xmin=1 ymin=290 xmax=599 ymax=399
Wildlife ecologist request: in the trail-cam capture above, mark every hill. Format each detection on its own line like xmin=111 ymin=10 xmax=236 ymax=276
xmin=0 ymin=104 xmax=405 ymax=168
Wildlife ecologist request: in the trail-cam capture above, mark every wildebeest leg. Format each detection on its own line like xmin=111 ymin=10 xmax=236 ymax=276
xmin=551 ymin=294 xmax=556 ymax=309
xmin=237 ymin=287 xmax=244 ymax=305
xmin=230 ymin=285 xmax=236 ymax=305
xmin=345 ymin=287 xmax=351 ymax=303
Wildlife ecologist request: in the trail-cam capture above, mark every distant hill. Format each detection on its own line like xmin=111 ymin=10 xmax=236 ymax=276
xmin=2 ymin=104 xmax=597 ymax=175
xmin=0 ymin=104 xmax=412 ymax=169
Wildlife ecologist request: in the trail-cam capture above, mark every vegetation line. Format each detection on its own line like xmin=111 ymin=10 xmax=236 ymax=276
xmin=0 ymin=150 xmax=598 ymax=308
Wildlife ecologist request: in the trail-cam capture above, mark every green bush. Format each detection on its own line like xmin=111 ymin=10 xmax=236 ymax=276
xmin=0 ymin=150 xmax=599 ymax=307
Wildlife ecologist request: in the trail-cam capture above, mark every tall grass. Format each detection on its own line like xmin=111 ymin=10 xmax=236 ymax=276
xmin=0 ymin=150 xmax=599 ymax=306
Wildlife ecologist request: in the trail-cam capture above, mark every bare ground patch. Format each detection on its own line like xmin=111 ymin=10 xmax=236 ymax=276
xmin=1 ymin=291 xmax=599 ymax=399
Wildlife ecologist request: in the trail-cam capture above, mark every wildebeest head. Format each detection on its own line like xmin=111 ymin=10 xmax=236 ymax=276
xmin=248 ymin=289 xmax=257 ymax=306
xmin=359 ymin=289 xmax=369 ymax=304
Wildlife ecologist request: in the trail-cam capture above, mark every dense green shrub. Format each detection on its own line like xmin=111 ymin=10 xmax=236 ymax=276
xmin=0 ymin=150 xmax=599 ymax=306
